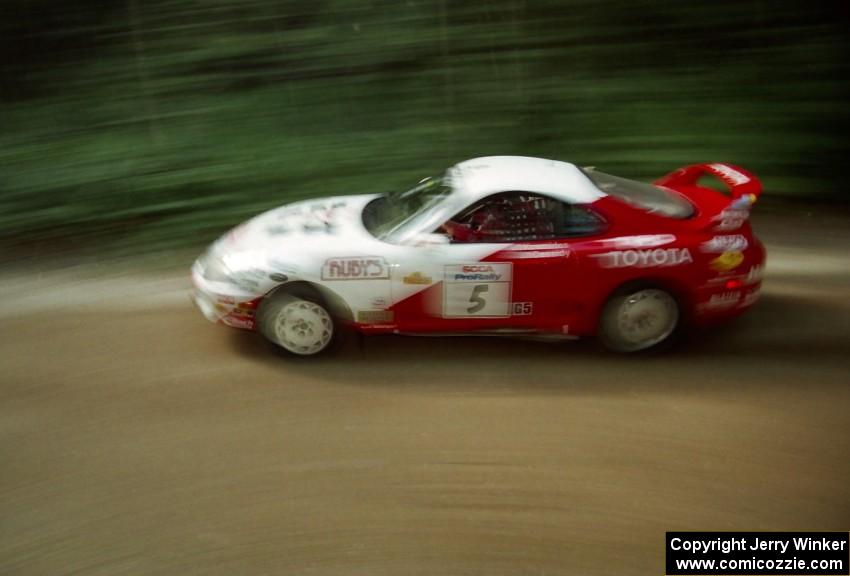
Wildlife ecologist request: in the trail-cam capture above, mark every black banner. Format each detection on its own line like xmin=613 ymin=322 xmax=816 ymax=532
xmin=666 ymin=532 xmax=849 ymax=575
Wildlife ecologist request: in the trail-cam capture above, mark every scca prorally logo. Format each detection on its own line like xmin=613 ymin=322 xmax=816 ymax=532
xmin=456 ymin=264 xmax=499 ymax=281
xmin=462 ymin=265 xmax=494 ymax=273
xmin=456 ymin=272 xmax=501 ymax=281
xmin=594 ymin=248 xmax=693 ymax=268
xmin=322 ymin=257 xmax=389 ymax=280
xmin=445 ymin=263 xmax=512 ymax=282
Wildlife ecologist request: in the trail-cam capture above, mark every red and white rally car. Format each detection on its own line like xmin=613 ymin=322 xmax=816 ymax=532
xmin=191 ymin=156 xmax=765 ymax=355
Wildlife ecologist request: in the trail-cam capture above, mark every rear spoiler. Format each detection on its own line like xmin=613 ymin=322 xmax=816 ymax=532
xmin=654 ymin=163 xmax=761 ymax=230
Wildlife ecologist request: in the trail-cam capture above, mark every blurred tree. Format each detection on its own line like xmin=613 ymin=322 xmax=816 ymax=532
xmin=1 ymin=0 xmax=847 ymax=249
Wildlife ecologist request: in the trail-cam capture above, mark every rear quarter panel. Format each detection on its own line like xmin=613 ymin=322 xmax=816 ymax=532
xmin=570 ymin=197 xmax=764 ymax=335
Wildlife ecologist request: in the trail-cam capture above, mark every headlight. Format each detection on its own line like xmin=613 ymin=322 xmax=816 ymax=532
xmin=201 ymin=253 xmax=232 ymax=282
xmin=203 ymin=251 xmax=266 ymax=290
xmin=221 ymin=252 xmax=262 ymax=272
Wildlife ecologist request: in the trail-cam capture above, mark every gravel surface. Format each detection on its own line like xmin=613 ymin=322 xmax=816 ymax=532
xmin=2 ymin=211 xmax=849 ymax=575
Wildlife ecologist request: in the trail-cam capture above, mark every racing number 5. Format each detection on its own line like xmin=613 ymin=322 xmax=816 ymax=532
xmin=467 ymin=284 xmax=489 ymax=314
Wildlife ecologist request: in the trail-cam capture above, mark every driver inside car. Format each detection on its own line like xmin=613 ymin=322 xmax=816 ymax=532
xmin=442 ymin=195 xmax=557 ymax=243
xmin=442 ymin=201 xmax=509 ymax=242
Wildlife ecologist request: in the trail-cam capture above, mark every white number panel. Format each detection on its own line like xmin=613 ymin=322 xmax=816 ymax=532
xmin=442 ymin=263 xmax=512 ymax=318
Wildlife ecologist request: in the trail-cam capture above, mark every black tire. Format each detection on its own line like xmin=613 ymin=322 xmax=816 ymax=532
xmin=257 ymin=289 xmax=342 ymax=357
xmin=598 ymin=285 xmax=681 ymax=353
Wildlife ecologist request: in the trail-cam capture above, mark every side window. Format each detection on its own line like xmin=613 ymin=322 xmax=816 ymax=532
xmin=557 ymin=202 xmax=607 ymax=237
xmin=443 ymin=192 xmax=605 ymax=243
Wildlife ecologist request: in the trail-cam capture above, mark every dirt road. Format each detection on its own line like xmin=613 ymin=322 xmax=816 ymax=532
xmin=2 ymin=211 xmax=849 ymax=575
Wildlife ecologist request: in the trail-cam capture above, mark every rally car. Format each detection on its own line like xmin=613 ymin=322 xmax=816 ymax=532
xmin=191 ymin=156 xmax=765 ymax=355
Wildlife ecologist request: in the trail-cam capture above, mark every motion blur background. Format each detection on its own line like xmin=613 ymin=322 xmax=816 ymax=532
xmin=1 ymin=0 xmax=848 ymax=251
xmin=4 ymin=4 xmax=850 ymax=574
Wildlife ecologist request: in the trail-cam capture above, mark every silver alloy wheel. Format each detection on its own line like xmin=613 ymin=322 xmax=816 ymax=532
xmin=272 ymin=298 xmax=334 ymax=356
xmin=602 ymin=288 xmax=679 ymax=352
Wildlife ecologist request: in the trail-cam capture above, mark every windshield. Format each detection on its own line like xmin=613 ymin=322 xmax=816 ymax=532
xmin=362 ymin=177 xmax=459 ymax=243
xmin=585 ymin=169 xmax=694 ymax=219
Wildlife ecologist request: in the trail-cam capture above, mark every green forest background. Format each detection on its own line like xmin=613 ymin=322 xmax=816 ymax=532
xmin=2 ymin=0 xmax=847 ymax=250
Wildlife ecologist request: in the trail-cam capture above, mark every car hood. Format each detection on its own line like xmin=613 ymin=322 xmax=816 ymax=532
xmin=214 ymin=194 xmax=378 ymax=253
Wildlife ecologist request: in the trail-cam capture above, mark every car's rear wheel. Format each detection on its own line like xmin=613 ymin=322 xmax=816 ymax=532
xmin=598 ymin=286 xmax=680 ymax=352
xmin=258 ymin=291 xmax=338 ymax=357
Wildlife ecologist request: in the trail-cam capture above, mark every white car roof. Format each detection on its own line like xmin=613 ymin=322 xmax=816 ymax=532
xmin=447 ymin=156 xmax=606 ymax=204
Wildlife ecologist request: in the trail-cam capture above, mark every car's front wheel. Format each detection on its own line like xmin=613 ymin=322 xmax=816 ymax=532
xmin=598 ymin=286 xmax=680 ymax=352
xmin=258 ymin=292 xmax=338 ymax=356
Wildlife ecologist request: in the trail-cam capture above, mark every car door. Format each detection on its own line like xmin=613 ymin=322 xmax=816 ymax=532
xmin=388 ymin=238 xmax=516 ymax=332
xmin=389 ymin=191 xmax=603 ymax=333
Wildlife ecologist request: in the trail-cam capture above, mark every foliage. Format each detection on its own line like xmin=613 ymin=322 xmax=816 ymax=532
xmin=1 ymin=0 xmax=847 ymax=249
